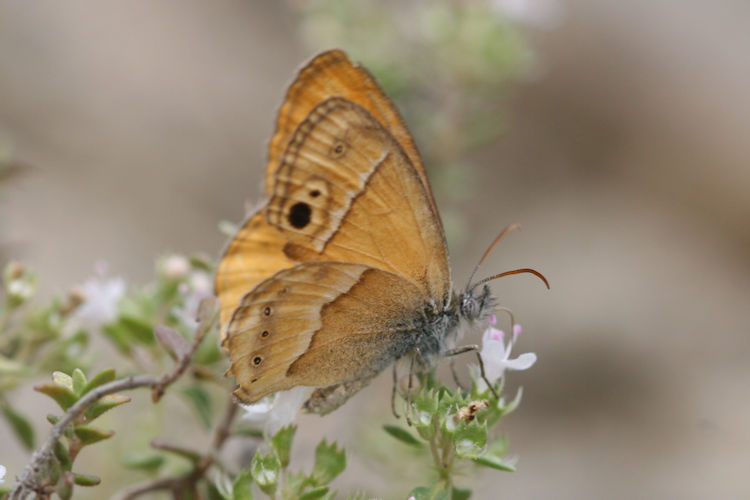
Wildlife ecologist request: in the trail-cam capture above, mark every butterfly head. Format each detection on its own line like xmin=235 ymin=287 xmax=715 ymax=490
xmin=458 ymin=283 xmax=494 ymax=322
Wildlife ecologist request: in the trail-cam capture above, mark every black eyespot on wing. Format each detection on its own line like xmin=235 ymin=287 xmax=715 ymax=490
xmin=263 ymin=306 xmax=272 ymax=316
xmin=253 ymin=356 xmax=262 ymax=365
xmin=261 ymin=330 xmax=269 ymax=338
xmin=310 ymin=189 xmax=321 ymax=198
xmin=288 ymin=202 xmax=311 ymax=229
xmin=330 ymin=140 xmax=347 ymax=158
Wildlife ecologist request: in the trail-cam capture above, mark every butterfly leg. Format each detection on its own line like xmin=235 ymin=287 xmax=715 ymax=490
xmin=405 ymin=353 xmax=417 ymax=426
xmin=391 ymin=363 xmax=401 ymax=419
xmin=443 ymin=345 xmax=499 ymax=399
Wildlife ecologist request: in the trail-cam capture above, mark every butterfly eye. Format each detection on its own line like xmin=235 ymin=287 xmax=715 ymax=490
xmin=253 ymin=356 xmax=262 ymax=365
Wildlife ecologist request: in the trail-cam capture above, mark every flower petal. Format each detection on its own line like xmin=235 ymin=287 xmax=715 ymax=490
xmin=504 ymin=352 xmax=537 ymax=371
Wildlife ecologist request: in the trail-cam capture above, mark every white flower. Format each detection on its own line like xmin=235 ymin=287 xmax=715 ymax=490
xmin=480 ymin=315 xmax=537 ymax=384
xmin=172 ymin=270 xmax=213 ymax=330
xmin=241 ymin=386 xmax=312 ymax=435
xmin=0 ymin=464 xmax=6 ymax=483
xmin=161 ymin=254 xmax=191 ymax=280
xmin=67 ymin=262 xmax=125 ymax=333
xmin=7 ymin=279 xmax=34 ymax=301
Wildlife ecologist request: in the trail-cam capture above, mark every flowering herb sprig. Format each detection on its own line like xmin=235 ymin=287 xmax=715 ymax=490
xmin=379 ymin=316 xmax=536 ymax=499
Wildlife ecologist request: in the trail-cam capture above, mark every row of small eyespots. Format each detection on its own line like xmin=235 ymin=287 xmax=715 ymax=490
xmin=252 ymin=305 xmax=273 ymax=366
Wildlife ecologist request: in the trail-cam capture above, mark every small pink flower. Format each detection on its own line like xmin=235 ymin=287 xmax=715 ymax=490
xmin=480 ymin=321 xmax=536 ymax=383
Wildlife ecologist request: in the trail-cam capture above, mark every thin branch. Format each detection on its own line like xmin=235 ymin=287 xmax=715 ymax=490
xmin=111 ymin=398 xmax=239 ymax=500
xmin=9 ymin=298 xmax=219 ymax=500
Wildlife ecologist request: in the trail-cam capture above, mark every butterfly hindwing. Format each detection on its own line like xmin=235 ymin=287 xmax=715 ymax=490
xmin=224 ymin=261 xmax=427 ymax=404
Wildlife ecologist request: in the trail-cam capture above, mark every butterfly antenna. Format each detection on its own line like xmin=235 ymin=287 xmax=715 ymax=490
xmin=465 ymin=224 xmax=521 ymax=291
xmin=470 ymin=268 xmax=550 ymax=292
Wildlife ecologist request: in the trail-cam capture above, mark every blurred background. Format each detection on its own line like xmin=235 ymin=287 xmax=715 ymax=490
xmin=1 ymin=0 xmax=749 ymax=498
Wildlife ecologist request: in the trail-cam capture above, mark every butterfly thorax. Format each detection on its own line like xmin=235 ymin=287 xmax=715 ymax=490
xmin=407 ymin=284 xmax=495 ymax=370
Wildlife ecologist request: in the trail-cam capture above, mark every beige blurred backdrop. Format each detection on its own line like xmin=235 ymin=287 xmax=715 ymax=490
xmin=1 ymin=1 xmax=749 ymax=498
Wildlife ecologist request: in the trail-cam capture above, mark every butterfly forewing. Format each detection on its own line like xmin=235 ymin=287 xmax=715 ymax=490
xmin=267 ymin=50 xmax=439 ymax=222
xmin=215 ymin=212 xmax=296 ymax=340
xmin=266 ymin=97 xmax=451 ymax=304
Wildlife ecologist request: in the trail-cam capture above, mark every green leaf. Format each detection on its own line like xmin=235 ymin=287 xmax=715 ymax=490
xmin=47 ymin=451 xmax=62 ymax=483
xmin=0 ymin=355 xmax=31 ymax=376
xmin=189 ymin=254 xmax=214 ymax=272
xmin=499 ymin=387 xmax=524 ymax=417
xmin=52 ymin=371 xmax=74 ymax=391
xmin=412 ymin=389 xmax=439 ymax=440
xmin=232 ymin=468 xmax=254 ymax=500
xmin=57 ymin=471 xmax=74 ymax=500
xmin=471 ymin=455 xmax=516 ymax=472
xmin=71 ymin=368 xmax=88 ymax=396
xmin=122 ymin=452 xmax=165 ymax=472
xmin=382 ymin=424 xmax=423 ymax=447
xmin=311 ymin=439 xmax=346 ymax=486
xmin=85 ymin=394 xmax=131 ymax=421
xmin=181 ymin=385 xmax=213 ymax=428
xmin=120 ymin=315 xmax=156 ymax=345
xmin=453 ymin=421 xmax=487 ymax=459
xmin=35 ymin=383 xmax=78 ymax=410
xmin=72 ymin=472 xmax=101 ymax=486
xmin=271 ymin=425 xmax=297 ymax=468
xmin=452 ymin=486 xmax=472 ymax=500
xmin=251 ymin=450 xmax=280 ymax=496
xmin=300 ymin=486 xmax=330 ymax=499
xmin=212 ymin=469 xmax=234 ymax=500
xmin=73 ymin=425 xmax=114 ymax=445
xmin=54 ymin=440 xmax=72 ymax=471
xmin=408 ymin=486 xmax=451 ymax=500
xmin=2 ymin=405 xmax=35 ymax=449
xmin=81 ymin=368 xmax=116 ymax=395
xmin=233 ymin=426 xmax=264 ymax=439
xmin=151 ymin=439 xmax=203 ymax=463
xmin=102 ymin=323 xmax=133 ymax=354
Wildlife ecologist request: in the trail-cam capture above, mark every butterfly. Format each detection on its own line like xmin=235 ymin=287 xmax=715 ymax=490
xmin=214 ymin=49 xmax=547 ymax=415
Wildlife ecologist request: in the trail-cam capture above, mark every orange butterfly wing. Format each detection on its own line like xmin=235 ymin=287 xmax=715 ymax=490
xmin=225 ymin=262 xmax=426 ymax=404
xmin=217 ymin=50 xmax=438 ymax=339
xmin=216 ymin=51 xmax=452 ymax=411
xmin=215 ymin=211 xmax=295 ymax=339
xmin=267 ymin=50 xmax=441 ymax=225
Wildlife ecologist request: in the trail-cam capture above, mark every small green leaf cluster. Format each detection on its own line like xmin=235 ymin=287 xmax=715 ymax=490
xmin=383 ymin=374 xmax=522 ymax=499
xmin=32 ymin=368 xmax=128 ymax=499
xmin=215 ymin=426 xmax=346 ymax=500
